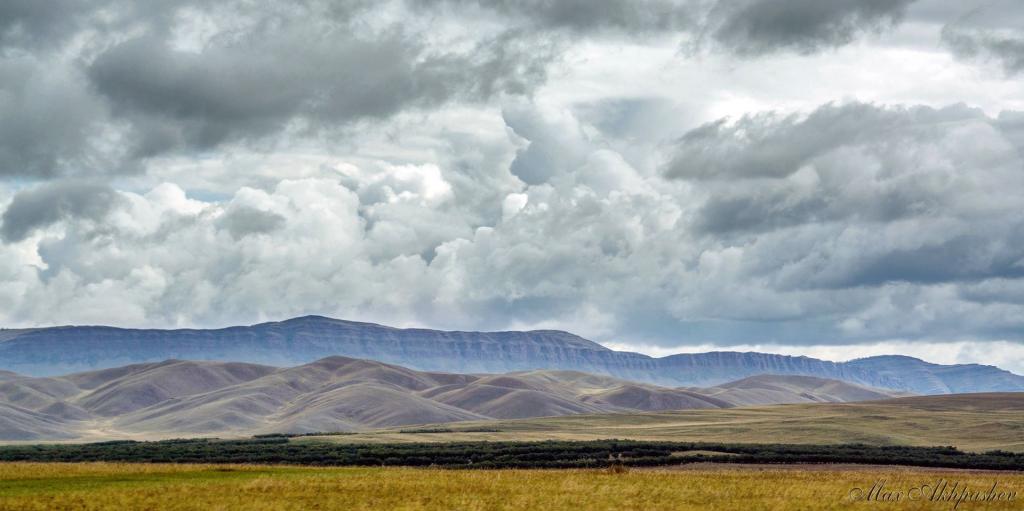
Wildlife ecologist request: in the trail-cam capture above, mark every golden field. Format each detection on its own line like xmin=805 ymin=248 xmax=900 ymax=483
xmin=0 ymin=462 xmax=1021 ymax=510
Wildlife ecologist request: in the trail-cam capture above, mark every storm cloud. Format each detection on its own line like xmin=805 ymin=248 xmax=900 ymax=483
xmin=411 ymin=0 xmax=698 ymax=33
xmin=0 ymin=0 xmax=554 ymax=178
xmin=217 ymin=205 xmax=287 ymax=240
xmin=416 ymin=0 xmax=919 ymax=56
xmin=944 ymin=27 xmax=1024 ymax=75
xmin=0 ymin=0 xmax=83 ymax=48
xmin=703 ymin=0 xmax=916 ymax=56
xmin=1 ymin=182 xmax=124 ymax=242
xmin=0 ymin=58 xmax=105 ymax=178
xmin=939 ymin=0 xmax=1024 ymax=75
xmin=87 ymin=29 xmax=552 ymax=160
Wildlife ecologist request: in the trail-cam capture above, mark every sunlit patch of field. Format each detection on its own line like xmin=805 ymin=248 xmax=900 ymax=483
xmin=0 ymin=463 xmax=1021 ymax=510
xmin=301 ymin=395 xmax=1024 ymax=452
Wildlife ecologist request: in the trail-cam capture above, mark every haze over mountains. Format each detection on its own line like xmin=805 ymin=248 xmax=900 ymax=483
xmin=2 ymin=316 xmax=1022 ymax=395
xmin=0 ymin=356 xmax=908 ymax=441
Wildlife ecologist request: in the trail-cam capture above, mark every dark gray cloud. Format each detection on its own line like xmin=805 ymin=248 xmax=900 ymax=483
xmin=217 ymin=206 xmax=286 ymax=240
xmin=0 ymin=58 xmax=105 ymax=178
xmin=695 ymin=179 xmax=939 ymax=236
xmin=0 ymin=0 xmax=551 ymax=178
xmin=665 ymin=102 xmax=989 ymax=181
xmin=996 ymin=110 xmax=1024 ymax=148
xmin=0 ymin=0 xmax=371 ymax=49
xmin=958 ymin=278 xmax=1024 ymax=306
xmin=695 ymin=187 xmax=830 ymax=234
xmin=704 ymin=0 xmax=916 ymax=56
xmin=819 ymin=231 xmax=1024 ymax=289
xmin=0 ymin=0 xmax=82 ymax=48
xmin=937 ymin=0 xmax=1024 ymax=75
xmin=943 ymin=26 xmax=1024 ymax=75
xmin=1 ymin=182 xmax=123 ymax=242
xmin=417 ymin=0 xmax=918 ymax=56
xmin=86 ymin=19 xmax=551 ymax=161
xmin=412 ymin=0 xmax=697 ymax=33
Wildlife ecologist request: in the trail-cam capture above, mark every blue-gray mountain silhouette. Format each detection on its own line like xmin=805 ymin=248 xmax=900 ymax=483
xmin=1 ymin=316 xmax=1021 ymax=395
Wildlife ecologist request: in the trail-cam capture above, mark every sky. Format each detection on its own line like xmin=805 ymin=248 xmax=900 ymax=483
xmin=2 ymin=0 xmax=1024 ymax=372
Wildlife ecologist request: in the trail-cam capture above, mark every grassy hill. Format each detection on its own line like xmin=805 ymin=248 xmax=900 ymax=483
xmin=0 ymin=357 xmax=905 ymax=442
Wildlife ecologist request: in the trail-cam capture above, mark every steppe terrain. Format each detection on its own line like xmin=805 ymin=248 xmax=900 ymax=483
xmin=1 ymin=463 xmax=1020 ymax=511
xmin=310 ymin=393 xmax=1024 ymax=453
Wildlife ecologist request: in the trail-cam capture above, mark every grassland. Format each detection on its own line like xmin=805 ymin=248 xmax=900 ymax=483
xmin=303 ymin=393 xmax=1024 ymax=452
xmin=0 ymin=462 xmax=1020 ymax=510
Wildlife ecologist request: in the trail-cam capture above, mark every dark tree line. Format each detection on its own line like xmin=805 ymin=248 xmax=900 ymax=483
xmin=0 ymin=439 xmax=1021 ymax=470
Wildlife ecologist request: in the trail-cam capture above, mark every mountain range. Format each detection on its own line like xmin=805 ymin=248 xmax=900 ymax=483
xmin=2 ymin=316 xmax=1022 ymax=394
xmin=0 ymin=356 xmax=907 ymax=441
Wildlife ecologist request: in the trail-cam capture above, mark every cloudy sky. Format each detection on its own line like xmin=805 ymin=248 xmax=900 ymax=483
xmin=2 ymin=0 xmax=1024 ymax=371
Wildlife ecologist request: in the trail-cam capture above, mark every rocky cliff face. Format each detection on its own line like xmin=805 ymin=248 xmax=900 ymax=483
xmin=1 ymin=316 xmax=1022 ymax=394
xmin=845 ymin=355 xmax=1024 ymax=395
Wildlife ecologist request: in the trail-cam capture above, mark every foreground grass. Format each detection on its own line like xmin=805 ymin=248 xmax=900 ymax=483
xmin=0 ymin=463 xmax=1021 ymax=510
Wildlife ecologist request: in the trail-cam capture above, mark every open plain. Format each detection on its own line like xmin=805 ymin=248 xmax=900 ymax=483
xmin=0 ymin=462 xmax=1021 ymax=511
xmin=304 ymin=393 xmax=1024 ymax=453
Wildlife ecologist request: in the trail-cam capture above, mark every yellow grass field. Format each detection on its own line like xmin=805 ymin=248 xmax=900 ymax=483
xmin=0 ymin=462 xmax=1020 ymax=510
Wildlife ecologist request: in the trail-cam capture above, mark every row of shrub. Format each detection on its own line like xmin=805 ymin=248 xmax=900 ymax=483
xmin=0 ymin=439 xmax=1020 ymax=470
xmin=252 ymin=432 xmax=357 ymax=438
xmin=396 ymin=427 xmax=504 ymax=434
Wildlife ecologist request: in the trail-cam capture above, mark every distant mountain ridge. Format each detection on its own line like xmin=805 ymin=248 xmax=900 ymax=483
xmin=0 ymin=356 xmax=907 ymax=441
xmin=1 ymin=315 xmax=1022 ymax=395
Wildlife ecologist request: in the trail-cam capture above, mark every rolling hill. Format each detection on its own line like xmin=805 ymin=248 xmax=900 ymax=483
xmin=695 ymin=374 xmax=914 ymax=406
xmin=0 ymin=356 xmax=907 ymax=441
xmin=2 ymin=316 xmax=1022 ymax=395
